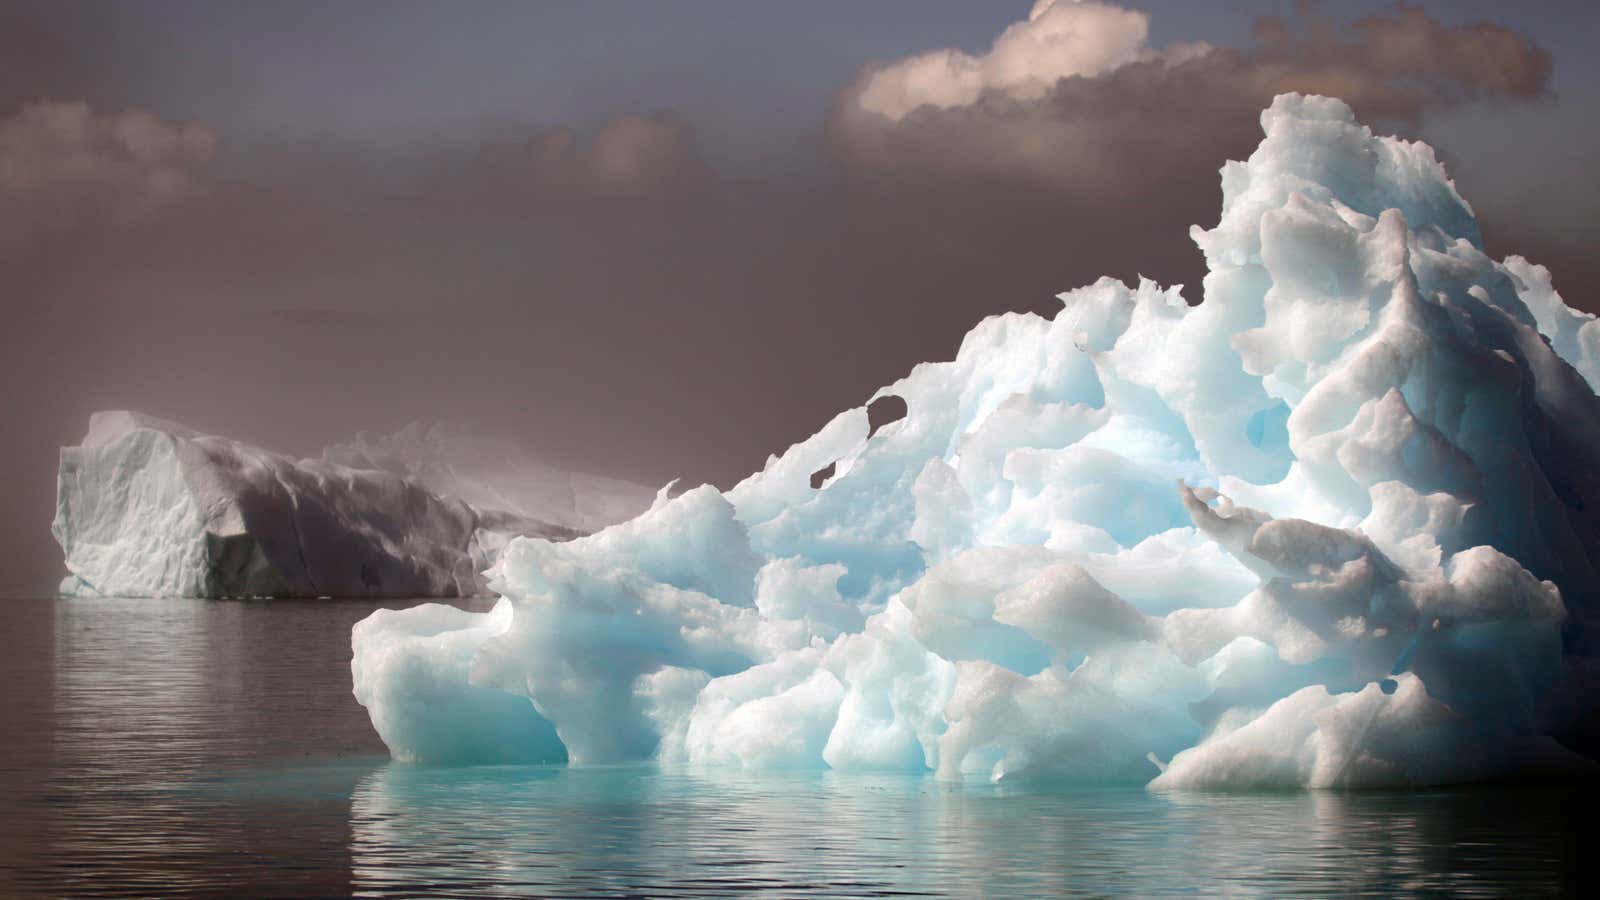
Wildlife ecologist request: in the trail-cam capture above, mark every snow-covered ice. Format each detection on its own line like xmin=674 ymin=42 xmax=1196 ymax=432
xmin=53 ymin=413 xmax=587 ymax=598
xmin=352 ymin=95 xmax=1600 ymax=788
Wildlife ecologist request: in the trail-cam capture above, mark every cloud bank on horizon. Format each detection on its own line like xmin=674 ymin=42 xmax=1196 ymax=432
xmin=834 ymin=0 xmax=1550 ymax=192
xmin=0 ymin=3 xmax=1556 ymax=246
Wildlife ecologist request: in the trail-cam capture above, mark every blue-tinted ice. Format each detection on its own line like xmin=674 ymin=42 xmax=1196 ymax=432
xmin=354 ymin=95 xmax=1600 ymax=789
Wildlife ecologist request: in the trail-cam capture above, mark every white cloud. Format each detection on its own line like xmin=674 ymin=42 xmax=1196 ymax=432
xmin=855 ymin=1 xmax=1201 ymax=121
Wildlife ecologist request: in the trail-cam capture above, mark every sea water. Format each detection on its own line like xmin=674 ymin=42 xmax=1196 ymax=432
xmin=0 ymin=596 xmax=1587 ymax=897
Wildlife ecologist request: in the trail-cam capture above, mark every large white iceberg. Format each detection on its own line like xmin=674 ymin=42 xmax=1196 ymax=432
xmin=53 ymin=412 xmax=596 ymax=598
xmin=352 ymin=95 xmax=1600 ymax=788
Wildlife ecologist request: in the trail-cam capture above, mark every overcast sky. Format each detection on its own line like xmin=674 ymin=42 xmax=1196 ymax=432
xmin=3 ymin=0 xmax=1597 ymax=594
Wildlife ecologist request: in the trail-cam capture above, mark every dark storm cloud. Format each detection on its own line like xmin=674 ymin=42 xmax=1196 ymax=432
xmin=0 ymin=2 xmax=1587 ymax=595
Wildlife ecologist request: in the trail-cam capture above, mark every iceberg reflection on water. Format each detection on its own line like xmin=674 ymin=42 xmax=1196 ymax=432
xmin=347 ymin=763 xmax=1586 ymax=897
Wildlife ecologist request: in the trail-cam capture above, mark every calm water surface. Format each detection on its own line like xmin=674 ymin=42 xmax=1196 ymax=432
xmin=0 ymin=595 xmax=1593 ymax=897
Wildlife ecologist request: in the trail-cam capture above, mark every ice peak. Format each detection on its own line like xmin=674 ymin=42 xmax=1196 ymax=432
xmin=352 ymin=94 xmax=1600 ymax=789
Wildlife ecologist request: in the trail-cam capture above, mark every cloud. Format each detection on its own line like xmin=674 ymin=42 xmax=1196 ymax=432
xmin=834 ymin=2 xmax=1551 ymax=191
xmin=855 ymin=0 xmax=1203 ymax=121
xmin=468 ymin=112 xmax=709 ymax=197
xmin=0 ymin=100 xmax=216 ymax=243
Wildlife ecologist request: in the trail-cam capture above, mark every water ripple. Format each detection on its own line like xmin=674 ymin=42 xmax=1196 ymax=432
xmin=0 ymin=597 xmax=1589 ymax=897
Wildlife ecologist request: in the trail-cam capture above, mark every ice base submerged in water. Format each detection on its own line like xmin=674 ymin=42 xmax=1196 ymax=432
xmin=353 ymin=94 xmax=1600 ymax=789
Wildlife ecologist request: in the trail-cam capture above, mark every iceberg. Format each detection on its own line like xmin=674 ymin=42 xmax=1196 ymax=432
xmin=352 ymin=94 xmax=1600 ymax=788
xmin=53 ymin=412 xmax=590 ymax=598
xmin=323 ymin=421 xmax=655 ymax=534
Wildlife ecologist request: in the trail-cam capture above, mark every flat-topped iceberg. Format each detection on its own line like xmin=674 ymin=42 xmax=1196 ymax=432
xmin=53 ymin=413 xmax=599 ymax=598
xmin=352 ymin=95 xmax=1600 ymax=788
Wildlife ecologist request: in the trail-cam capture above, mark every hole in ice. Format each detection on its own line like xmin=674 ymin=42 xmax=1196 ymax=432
xmin=867 ymin=395 xmax=907 ymax=437
xmin=810 ymin=461 xmax=836 ymax=489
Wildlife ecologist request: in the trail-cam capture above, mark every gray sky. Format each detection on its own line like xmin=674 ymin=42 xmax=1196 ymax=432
xmin=3 ymin=1 xmax=1597 ymax=594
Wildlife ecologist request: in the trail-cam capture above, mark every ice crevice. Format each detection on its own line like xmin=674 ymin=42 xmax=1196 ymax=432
xmin=352 ymin=94 xmax=1600 ymax=789
xmin=266 ymin=463 xmax=322 ymax=598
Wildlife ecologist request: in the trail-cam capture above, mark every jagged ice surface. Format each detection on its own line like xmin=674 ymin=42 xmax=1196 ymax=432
xmin=353 ymin=95 xmax=1600 ymax=789
xmin=53 ymin=413 xmax=576 ymax=598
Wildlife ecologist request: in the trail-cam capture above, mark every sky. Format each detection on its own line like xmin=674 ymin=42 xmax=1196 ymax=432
xmin=2 ymin=0 xmax=1597 ymax=594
